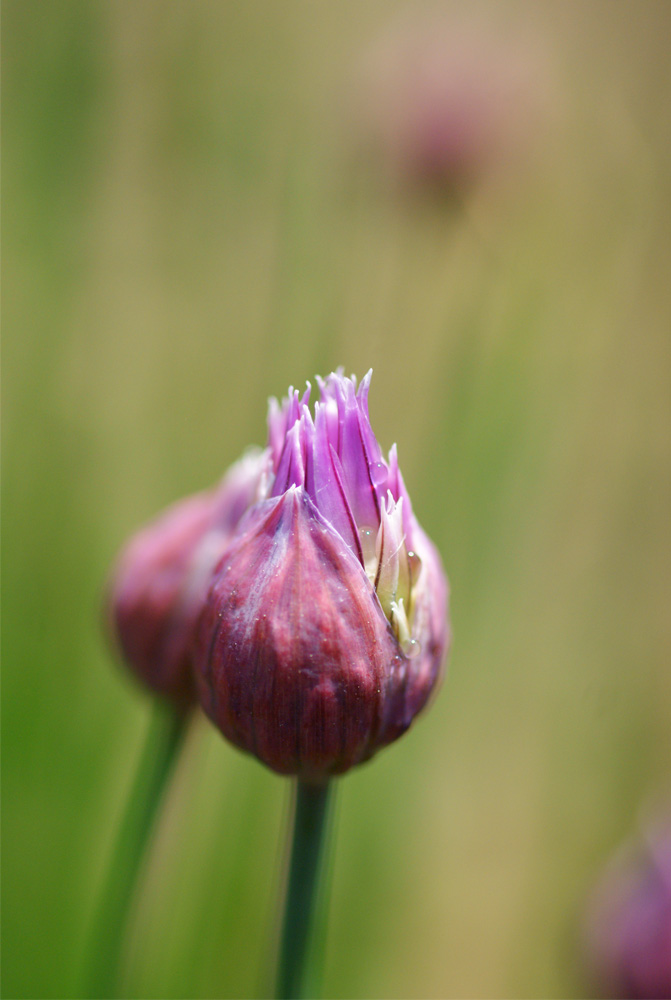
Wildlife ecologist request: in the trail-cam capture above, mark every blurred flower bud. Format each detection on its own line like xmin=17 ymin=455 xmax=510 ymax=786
xmin=108 ymin=450 xmax=269 ymax=706
xmin=196 ymin=371 xmax=450 ymax=780
xmin=583 ymin=812 xmax=671 ymax=999
xmin=355 ymin=14 xmax=551 ymax=192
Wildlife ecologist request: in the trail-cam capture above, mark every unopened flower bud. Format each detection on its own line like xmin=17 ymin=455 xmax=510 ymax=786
xmin=583 ymin=813 xmax=671 ymax=999
xmin=108 ymin=450 xmax=268 ymax=705
xmin=356 ymin=14 xmax=551 ymax=192
xmin=195 ymin=371 xmax=450 ymax=779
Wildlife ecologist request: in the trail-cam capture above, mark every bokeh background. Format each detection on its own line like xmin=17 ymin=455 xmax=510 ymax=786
xmin=3 ymin=2 xmax=671 ymax=997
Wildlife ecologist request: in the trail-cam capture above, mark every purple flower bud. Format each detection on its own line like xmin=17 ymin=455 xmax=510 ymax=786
xmin=195 ymin=371 xmax=450 ymax=779
xmin=583 ymin=814 xmax=671 ymax=999
xmin=108 ymin=450 xmax=269 ymax=706
xmin=355 ymin=15 xmax=552 ymax=192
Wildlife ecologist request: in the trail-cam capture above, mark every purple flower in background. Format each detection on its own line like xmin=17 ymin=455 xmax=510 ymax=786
xmin=109 ymin=450 xmax=268 ymax=705
xmin=583 ymin=813 xmax=671 ymax=999
xmin=196 ymin=370 xmax=450 ymax=780
xmin=355 ymin=14 xmax=552 ymax=191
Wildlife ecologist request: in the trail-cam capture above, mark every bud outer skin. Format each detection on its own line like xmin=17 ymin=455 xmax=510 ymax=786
xmin=196 ymin=487 xmax=413 ymax=781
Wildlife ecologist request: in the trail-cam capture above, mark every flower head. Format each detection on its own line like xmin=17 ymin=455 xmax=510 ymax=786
xmin=196 ymin=371 xmax=449 ymax=779
xmin=108 ymin=450 xmax=268 ymax=706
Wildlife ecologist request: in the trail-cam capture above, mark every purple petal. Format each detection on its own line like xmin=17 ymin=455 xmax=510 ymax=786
xmin=307 ymin=400 xmax=364 ymax=563
xmin=387 ymin=443 xmax=415 ymax=547
xmin=267 ymin=384 xmax=311 ymax=465
xmin=356 ymin=370 xmax=389 ymax=491
xmin=272 ymin=421 xmax=305 ymax=495
xmin=329 ymin=373 xmax=382 ymax=532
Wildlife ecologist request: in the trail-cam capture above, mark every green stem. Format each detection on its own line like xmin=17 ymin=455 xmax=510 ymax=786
xmin=276 ymin=780 xmax=335 ymax=1000
xmin=84 ymin=699 xmax=189 ymax=998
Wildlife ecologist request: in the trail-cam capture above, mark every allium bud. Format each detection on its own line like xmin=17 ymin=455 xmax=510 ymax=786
xmin=195 ymin=371 xmax=450 ymax=780
xmin=356 ymin=15 xmax=550 ymax=191
xmin=583 ymin=814 xmax=671 ymax=999
xmin=109 ymin=450 xmax=268 ymax=706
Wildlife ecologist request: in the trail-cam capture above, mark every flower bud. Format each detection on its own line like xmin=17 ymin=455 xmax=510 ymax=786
xmin=195 ymin=371 xmax=450 ymax=778
xmin=108 ymin=450 xmax=268 ymax=705
xmin=355 ymin=14 xmax=551 ymax=192
xmin=583 ymin=813 xmax=671 ymax=999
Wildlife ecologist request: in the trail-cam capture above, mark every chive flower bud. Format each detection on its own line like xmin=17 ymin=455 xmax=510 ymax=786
xmin=583 ymin=814 xmax=671 ymax=999
xmin=196 ymin=371 xmax=450 ymax=779
xmin=108 ymin=450 xmax=268 ymax=706
xmin=356 ymin=16 xmax=550 ymax=192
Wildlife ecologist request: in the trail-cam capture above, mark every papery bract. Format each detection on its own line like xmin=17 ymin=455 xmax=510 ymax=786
xmin=195 ymin=371 xmax=449 ymax=777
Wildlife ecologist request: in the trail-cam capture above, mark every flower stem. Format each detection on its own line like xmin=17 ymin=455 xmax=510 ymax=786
xmin=276 ymin=779 xmax=335 ymax=1000
xmin=84 ymin=699 xmax=189 ymax=998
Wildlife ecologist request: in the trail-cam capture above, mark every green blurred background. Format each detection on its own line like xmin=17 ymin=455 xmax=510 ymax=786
xmin=3 ymin=2 xmax=670 ymax=997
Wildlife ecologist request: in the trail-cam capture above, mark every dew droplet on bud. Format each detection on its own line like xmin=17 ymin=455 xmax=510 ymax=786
xmin=402 ymin=637 xmax=421 ymax=659
xmin=358 ymin=524 xmax=378 ymax=570
xmin=371 ymin=461 xmax=388 ymax=488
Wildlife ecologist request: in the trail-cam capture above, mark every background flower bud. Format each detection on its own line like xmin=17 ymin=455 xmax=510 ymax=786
xmin=354 ymin=13 xmax=552 ymax=193
xmin=109 ymin=450 xmax=268 ymax=705
xmin=196 ymin=371 xmax=450 ymax=778
xmin=583 ymin=813 xmax=671 ymax=999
